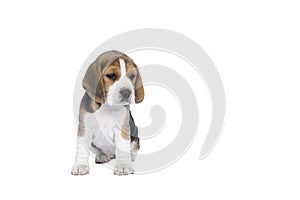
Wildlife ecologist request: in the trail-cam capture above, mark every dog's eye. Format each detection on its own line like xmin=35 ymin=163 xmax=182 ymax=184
xmin=129 ymin=74 xmax=136 ymax=80
xmin=106 ymin=73 xmax=116 ymax=80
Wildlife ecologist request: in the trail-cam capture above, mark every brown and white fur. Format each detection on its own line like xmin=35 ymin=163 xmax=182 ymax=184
xmin=71 ymin=50 xmax=144 ymax=176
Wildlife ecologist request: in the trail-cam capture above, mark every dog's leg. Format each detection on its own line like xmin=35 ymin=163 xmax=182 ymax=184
xmin=130 ymin=138 xmax=140 ymax=161
xmin=113 ymin=124 xmax=133 ymax=176
xmin=71 ymin=137 xmax=90 ymax=175
xmin=129 ymin=111 xmax=140 ymax=161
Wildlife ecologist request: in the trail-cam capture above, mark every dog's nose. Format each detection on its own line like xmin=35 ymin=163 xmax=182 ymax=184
xmin=120 ymin=89 xmax=132 ymax=99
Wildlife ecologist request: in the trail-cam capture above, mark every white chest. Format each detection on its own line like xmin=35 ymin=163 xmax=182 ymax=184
xmin=83 ymin=105 xmax=128 ymax=156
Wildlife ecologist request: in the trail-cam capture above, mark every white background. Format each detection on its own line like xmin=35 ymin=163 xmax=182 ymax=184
xmin=0 ymin=0 xmax=299 ymax=199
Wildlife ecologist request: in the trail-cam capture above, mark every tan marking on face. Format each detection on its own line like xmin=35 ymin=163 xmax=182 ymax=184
xmin=121 ymin=112 xmax=130 ymax=140
xmin=101 ymin=57 xmax=138 ymax=101
xmin=102 ymin=60 xmax=120 ymax=100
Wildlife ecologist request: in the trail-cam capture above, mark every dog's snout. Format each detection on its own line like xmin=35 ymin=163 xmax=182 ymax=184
xmin=120 ymin=89 xmax=132 ymax=99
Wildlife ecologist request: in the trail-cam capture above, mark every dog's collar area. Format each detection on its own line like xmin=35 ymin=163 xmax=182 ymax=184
xmin=105 ymin=102 xmax=131 ymax=107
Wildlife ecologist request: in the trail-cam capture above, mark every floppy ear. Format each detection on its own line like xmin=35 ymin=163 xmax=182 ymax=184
xmin=82 ymin=60 xmax=104 ymax=103
xmin=133 ymin=62 xmax=144 ymax=103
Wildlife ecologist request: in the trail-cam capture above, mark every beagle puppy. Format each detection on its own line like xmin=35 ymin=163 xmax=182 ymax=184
xmin=71 ymin=50 xmax=144 ymax=176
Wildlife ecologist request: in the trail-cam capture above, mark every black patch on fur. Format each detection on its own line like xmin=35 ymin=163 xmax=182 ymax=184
xmin=81 ymin=92 xmax=101 ymax=113
xmin=129 ymin=111 xmax=140 ymax=148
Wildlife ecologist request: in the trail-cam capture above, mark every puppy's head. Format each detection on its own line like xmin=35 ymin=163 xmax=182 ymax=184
xmin=82 ymin=50 xmax=144 ymax=105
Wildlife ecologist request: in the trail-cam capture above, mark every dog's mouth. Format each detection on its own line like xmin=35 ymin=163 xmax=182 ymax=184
xmin=106 ymin=96 xmax=132 ymax=106
xmin=120 ymin=96 xmax=132 ymax=105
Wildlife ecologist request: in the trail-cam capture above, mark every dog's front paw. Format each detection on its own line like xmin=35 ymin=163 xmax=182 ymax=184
xmin=71 ymin=164 xmax=90 ymax=176
xmin=114 ymin=163 xmax=134 ymax=176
